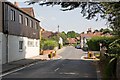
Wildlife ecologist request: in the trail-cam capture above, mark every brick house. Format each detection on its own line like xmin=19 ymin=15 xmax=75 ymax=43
xmin=80 ymin=28 xmax=112 ymax=48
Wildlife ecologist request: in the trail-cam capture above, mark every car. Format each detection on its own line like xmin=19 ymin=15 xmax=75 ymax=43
xmin=75 ymin=45 xmax=81 ymax=49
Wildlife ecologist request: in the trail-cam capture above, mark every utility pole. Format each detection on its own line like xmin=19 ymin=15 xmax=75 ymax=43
xmin=58 ymin=25 xmax=59 ymax=33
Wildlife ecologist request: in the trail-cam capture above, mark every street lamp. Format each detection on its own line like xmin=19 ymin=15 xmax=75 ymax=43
xmin=40 ymin=28 xmax=44 ymax=55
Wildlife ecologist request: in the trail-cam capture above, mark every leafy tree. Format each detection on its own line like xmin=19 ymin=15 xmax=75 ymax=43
xmin=76 ymin=33 xmax=80 ymax=37
xmin=26 ymin=1 xmax=120 ymax=36
xmin=67 ymin=31 xmax=76 ymax=38
xmin=59 ymin=31 xmax=67 ymax=45
xmin=102 ymin=28 xmax=112 ymax=34
xmin=94 ymin=29 xmax=99 ymax=33
xmin=100 ymin=28 xmax=104 ymax=32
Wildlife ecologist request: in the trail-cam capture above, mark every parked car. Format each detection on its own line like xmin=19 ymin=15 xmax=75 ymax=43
xmin=75 ymin=45 xmax=81 ymax=49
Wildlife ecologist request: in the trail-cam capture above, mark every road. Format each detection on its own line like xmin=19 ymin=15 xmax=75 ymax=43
xmin=2 ymin=46 xmax=98 ymax=79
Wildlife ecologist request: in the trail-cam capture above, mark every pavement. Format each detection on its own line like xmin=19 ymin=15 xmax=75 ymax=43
xmin=1 ymin=47 xmax=64 ymax=74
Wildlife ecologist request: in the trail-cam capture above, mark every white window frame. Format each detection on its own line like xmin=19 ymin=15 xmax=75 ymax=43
xmin=25 ymin=17 xmax=29 ymax=26
xmin=35 ymin=22 xmax=39 ymax=30
xmin=10 ymin=9 xmax=15 ymax=21
xmin=30 ymin=20 xmax=33 ymax=28
xmin=19 ymin=14 xmax=23 ymax=24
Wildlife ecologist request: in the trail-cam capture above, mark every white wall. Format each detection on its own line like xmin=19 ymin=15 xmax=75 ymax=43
xmin=8 ymin=35 xmax=40 ymax=62
xmin=80 ymin=39 xmax=83 ymax=48
xmin=25 ymin=38 xmax=40 ymax=58
xmin=0 ymin=33 xmax=2 ymax=64
xmin=0 ymin=33 xmax=7 ymax=64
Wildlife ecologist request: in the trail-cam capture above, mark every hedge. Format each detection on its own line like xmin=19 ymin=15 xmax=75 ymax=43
xmin=43 ymin=40 xmax=58 ymax=50
xmin=87 ymin=36 xmax=117 ymax=51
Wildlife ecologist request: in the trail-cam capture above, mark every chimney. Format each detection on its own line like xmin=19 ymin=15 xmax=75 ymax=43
xmin=14 ymin=2 xmax=19 ymax=7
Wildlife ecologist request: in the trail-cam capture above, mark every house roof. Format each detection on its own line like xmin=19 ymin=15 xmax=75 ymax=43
xmin=21 ymin=7 xmax=35 ymax=17
xmin=5 ymin=2 xmax=40 ymax=22
xmin=80 ymin=31 xmax=113 ymax=39
xmin=67 ymin=38 xmax=77 ymax=44
xmin=42 ymin=31 xmax=53 ymax=38
xmin=80 ymin=32 xmax=103 ymax=38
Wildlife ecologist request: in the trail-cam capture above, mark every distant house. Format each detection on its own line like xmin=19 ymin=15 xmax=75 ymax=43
xmin=80 ymin=28 xmax=112 ymax=48
xmin=41 ymin=31 xmax=53 ymax=39
xmin=67 ymin=38 xmax=77 ymax=45
xmin=0 ymin=2 xmax=40 ymax=64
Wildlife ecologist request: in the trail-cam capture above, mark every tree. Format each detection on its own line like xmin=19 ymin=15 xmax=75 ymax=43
xmin=94 ymin=29 xmax=99 ymax=33
xmin=26 ymin=1 xmax=120 ymax=36
xmin=102 ymin=28 xmax=112 ymax=34
xmin=59 ymin=31 xmax=67 ymax=45
xmin=67 ymin=31 xmax=76 ymax=38
xmin=100 ymin=28 xmax=104 ymax=32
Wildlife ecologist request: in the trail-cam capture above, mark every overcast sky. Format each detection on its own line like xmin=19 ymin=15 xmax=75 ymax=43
xmin=8 ymin=0 xmax=108 ymax=33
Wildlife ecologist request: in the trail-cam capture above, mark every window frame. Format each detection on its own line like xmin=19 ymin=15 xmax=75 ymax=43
xmin=19 ymin=41 xmax=23 ymax=52
xmin=10 ymin=9 xmax=15 ymax=21
xmin=35 ymin=22 xmax=39 ymax=30
xmin=19 ymin=14 xmax=23 ymax=24
xmin=30 ymin=20 xmax=33 ymax=28
xmin=25 ymin=17 xmax=29 ymax=26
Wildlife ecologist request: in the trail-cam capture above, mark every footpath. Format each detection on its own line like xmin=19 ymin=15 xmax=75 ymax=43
xmin=1 ymin=47 xmax=66 ymax=74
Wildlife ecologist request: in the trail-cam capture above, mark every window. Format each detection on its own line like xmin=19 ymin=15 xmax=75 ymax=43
xmin=35 ymin=22 xmax=37 ymax=29
xmin=25 ymin=17 xmax=28 ymax=26
xmin=10 ymin=9 xmax=15 ymax=21
xmin=19 ymin=14 xmax=23 ymax=24
xmin=27 ymin=41 xmax=34 ymax=47
xmin=30 ymin=20 xmax=33 ymax=28
xmin=19 ymin=41 xmax=23 ymax=51
xmin=35 ymin=22 xmax=39 ymax=30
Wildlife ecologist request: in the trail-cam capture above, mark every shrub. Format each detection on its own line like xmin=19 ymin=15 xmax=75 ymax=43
xmin=43 ymin=40 xmax=58 ymax=50
xmin=87 ymin=36 xmax=116 ymax=51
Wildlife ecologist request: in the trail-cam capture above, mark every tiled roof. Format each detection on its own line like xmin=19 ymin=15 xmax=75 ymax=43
xmin=67 ymin=38 xmax=77 ymax=44
xmin=42 ymin=31 xmax=53 ymax=38
xmin=5 ymin=2 xmax=39 ymax=22
xmin=80 ymin=32 xmax=103 ymax=38
xmin=21 ymin=7 xmax=35 ymax=17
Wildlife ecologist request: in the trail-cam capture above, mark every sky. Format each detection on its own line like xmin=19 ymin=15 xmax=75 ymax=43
xmin=8 ymin=0 xmax=108 ymax=33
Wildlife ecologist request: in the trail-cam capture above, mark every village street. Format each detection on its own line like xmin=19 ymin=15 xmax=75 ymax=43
xmin=2 ymin=46 xmax=99 ymax=79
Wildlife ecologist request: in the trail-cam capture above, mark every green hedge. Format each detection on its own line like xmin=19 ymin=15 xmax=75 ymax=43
xmin=87 ymin=36 xmax=116 ymax=51
xmin=43 ymin=40 xmax=58 ymax=50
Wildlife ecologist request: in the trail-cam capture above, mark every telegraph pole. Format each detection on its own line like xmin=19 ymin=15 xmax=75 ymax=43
xmin=57 ymin=25 xmax=60 ymax=49
xmin=58 ymin=25 xmax=59 ymax=32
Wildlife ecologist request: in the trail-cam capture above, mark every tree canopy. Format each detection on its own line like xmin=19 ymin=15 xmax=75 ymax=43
xmin=67 ymin=31 xmax=77 ymax=38
xmin=26 ymin=1 xmax=120 ymax=36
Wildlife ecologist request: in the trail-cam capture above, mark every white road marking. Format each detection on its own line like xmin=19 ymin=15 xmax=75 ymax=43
xmin=0 ymin=62 xmax=39 ymax=77
xmin=59 ymin=72 xmax=78 ymax=75
xmin=54 ymin=68 xmax=59 ymax=72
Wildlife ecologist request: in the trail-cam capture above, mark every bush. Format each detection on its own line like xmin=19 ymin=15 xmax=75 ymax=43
xmin=82 ymin=47 xmax=88 ymax=51
xmin=87 ymin=36 xmax=117 ymax=51
xmin=43 ymin=40 xmax=58 ymax=50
